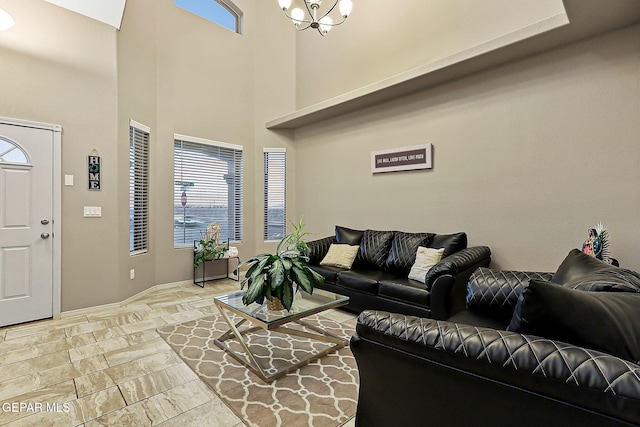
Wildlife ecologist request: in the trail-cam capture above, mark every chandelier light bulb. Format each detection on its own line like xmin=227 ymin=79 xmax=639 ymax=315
xmin=0 ymin=7 xmax=15 ymax=31
xmin=319 ymin=15 xmax=332 ymax=35
xmin=338 ymin=0 xmax=352 ymax=18
xmin=278 ymin=0 xmax=292 ymax=11
xmin=291 ymin=8 xmax=305 ymax=27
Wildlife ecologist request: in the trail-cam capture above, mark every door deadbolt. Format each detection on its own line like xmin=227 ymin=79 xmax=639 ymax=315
xmin=41 ymin=233 xmax=50 ymax=239
xmin=41 ymin=219 xmax=50 ymax=225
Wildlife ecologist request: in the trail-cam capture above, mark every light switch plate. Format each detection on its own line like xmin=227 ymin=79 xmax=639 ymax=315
xmin=65 ymin=175 xmax=74 ymax=186
xmin=84 ymin=206 xmax=102 ymax=217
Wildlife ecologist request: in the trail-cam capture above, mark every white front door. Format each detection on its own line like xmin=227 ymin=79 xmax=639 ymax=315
xmin=0 ymin=121 xmax=56 ymax=327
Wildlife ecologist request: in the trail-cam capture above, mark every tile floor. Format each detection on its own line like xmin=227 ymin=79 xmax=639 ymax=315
xmin=0 ymin=280 xmax=358 ymax=426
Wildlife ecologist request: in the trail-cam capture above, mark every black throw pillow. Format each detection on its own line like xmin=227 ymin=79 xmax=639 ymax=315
xmin=335 ymin=225 xmax=364 ymax=246
xmin=428 ymin=232 xmax=467 ymax=258
xmin=384 ymin=232 xmax=432 ymax=275
xmin=563 ymin=268 xmax=640 ymax=293
xmin=551 ymin=248 xmax=613 ymax=284
xmin=508 ymin=279 xmax=640 ymax=363
xmin=356 ymin=230 xmax=395 ymax=270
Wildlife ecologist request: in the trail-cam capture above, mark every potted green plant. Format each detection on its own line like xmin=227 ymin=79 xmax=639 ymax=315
xmin=193 ymin=237 xmax=227 ymax=268
xmin=238 ymin=219 xmax=325 ymax=311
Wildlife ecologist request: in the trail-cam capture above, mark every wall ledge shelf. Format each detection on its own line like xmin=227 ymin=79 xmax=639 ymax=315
xmin=266 ymin=0 xmax=640 ymax=131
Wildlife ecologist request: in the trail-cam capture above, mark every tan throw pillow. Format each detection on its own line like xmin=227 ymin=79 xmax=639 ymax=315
xmin=320 ymin=244 xmax=360 ymax=269
xmin=408 ymin=247 xmax=445 ymax=283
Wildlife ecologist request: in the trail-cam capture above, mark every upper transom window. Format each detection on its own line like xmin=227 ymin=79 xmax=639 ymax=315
xmin=175 ymin=0 xmax=243 ymax=34
xmin=0 ymin=138 xmax=29 ymax=164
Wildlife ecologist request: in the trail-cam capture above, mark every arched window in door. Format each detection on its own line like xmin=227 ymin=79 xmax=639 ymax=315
xmin=175 ymin=0 xmax=243 ymax=34
xmin=0 ymin=137 xmax=29 ymax=164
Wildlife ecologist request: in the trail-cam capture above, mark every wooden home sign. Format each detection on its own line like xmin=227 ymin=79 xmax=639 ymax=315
xmin=88 ymin=155 xmax=101 ymax=190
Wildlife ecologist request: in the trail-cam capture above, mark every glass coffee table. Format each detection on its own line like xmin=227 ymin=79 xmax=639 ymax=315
xmin=214 ymin=289 xmax=349 ymax=382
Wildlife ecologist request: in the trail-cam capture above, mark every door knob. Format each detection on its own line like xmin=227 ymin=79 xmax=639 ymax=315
xmin=41 ymin=233 xmax=50 ymax=239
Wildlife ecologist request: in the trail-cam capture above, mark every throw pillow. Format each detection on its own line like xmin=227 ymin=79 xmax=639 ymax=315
xmin=563 ymin=268 xmax=640 ymax=293
xmin=429 ymin=232 xmax=466 ymax=258
xmin=319 ymin=244 xmax=360 ymax=269
xmin=335 ymin=226 xmax=364 ymax=246
xmin=551 ymin=248 xmax=613 ymax=285
xmin=385 ymin=232 xmax=432 ymax=275
xmin=508 ymin=279 xmax=640 ymax=363
xmin=356 ymin=230 xmax=395 ymax=269
xmin=408 ymin=247 xmax=445 ymax=283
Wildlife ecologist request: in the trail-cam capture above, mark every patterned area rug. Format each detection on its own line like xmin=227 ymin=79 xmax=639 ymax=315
xmin=157 ymin=311 xmax=358 ymax=427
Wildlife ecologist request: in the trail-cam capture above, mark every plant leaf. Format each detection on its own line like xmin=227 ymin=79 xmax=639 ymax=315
xmin=280 ymin=249 xmax=300 ymax=259
xmin=281 ymin=283 xmax=293 ymax=310
xmin=276 ymin=234 xmax=293 ymax=255
xmin=249 ymin=257 xmax=272 ymax=282
xmin=242 ymin=273 xmax=265 ymax=305
xmin=269 ymin=259 xmax=285 ymax=289
xmin=281 ymin=258 xmax=293 ymax=270
xmin=305 ymin=266 xmax=325 ymax=286
xmin=291 ymin=265 xmax=313 ymax=294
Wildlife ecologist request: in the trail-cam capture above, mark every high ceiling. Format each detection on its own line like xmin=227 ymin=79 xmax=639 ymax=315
xmin=43 ymin=0 xmax=126 ymax=29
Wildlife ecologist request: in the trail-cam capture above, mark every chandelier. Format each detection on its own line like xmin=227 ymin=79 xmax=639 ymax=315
xmin=278 ymin=0 xmax=353 ymax=36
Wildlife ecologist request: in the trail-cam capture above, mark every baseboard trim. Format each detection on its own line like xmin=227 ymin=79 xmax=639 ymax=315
xmin=60 ymin=280 xmax=193 ymax=319
xmin=59 ymin=302 xmax=122 ymax=319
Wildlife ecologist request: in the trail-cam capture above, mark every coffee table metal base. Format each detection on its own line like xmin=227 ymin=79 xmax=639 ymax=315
xmin=214 ymin=302 xmax=347 ymax=383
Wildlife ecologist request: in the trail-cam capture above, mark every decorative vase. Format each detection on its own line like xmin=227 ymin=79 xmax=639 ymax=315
xmin=266 ymin=297 xmax=286 ymax=311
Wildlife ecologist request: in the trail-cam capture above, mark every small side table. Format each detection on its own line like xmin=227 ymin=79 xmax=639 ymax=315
xmin=193 ymin=241 xmax=240 ymax=287
xmin=193 ymin=256 xmax=240 ymax=287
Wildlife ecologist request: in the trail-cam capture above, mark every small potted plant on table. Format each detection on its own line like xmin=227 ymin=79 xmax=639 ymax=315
xmin=193 ymin=237 xmax=227 ymax=269
xmin=238 ymin=219 xmax=325 ymax=311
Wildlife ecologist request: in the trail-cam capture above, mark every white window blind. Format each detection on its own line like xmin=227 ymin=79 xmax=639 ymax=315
xmin=264 ymin=148 xmax=286 ymax=241
xmin=129 ymin=120 xmax=150 ymax=255
xmin=174 ymin=136 xmax=243 ymax=246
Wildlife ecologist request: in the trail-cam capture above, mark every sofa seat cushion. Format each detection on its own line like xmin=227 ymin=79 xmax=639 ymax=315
xmin=378 ymin=278 xmax=430 ymax=307
xmin=337 ymin=269 xmax=397 ymax=295
xmin=309 ymin=264 xmax=343 ymax=284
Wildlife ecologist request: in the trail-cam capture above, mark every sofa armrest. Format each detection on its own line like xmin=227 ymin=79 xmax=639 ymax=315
xmin=306 ymin=236 xmax=336 ymax=264
xmin=425 ymin=246 xmax=491 ymax=290
xmin=355 ymin=310 xmax=640 ymax=426
xmin=466 ymin=268 xmax=554 ymax=318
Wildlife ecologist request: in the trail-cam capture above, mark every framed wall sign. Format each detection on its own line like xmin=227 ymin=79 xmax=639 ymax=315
xmin=88 ymin=153 xmax=101 ymax=190
xmin=371 ymin=143 xmax=432 ymax=174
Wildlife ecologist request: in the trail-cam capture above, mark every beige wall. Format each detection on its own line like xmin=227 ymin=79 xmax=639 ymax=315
xmin=0 ymin=0 xmax=120 ymax=310
xmin=116 ymin=0 xmax=297 ymax=305
xmin=0 ymin=0 xmax=295 ymax=311
xmin=293 ymin=24 xmax=640 ymax=273
xmin=295 ymin=0 xmax=566 ymax=108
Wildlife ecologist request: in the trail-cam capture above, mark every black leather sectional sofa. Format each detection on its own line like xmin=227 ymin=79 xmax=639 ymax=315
xmin=351 ymin=249 xmax=640 ymax=426
xmin=307 ymin=226 xmax=491 ymax=319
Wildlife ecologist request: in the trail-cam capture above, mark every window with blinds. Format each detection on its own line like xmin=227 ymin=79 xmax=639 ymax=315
xmin=129 ymin=121 xmax=150 ymax=255
xmin=263 ymin=148 xmax=286 ymax=241
xmin=174 ymin=135 xmax=243 ymax=246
